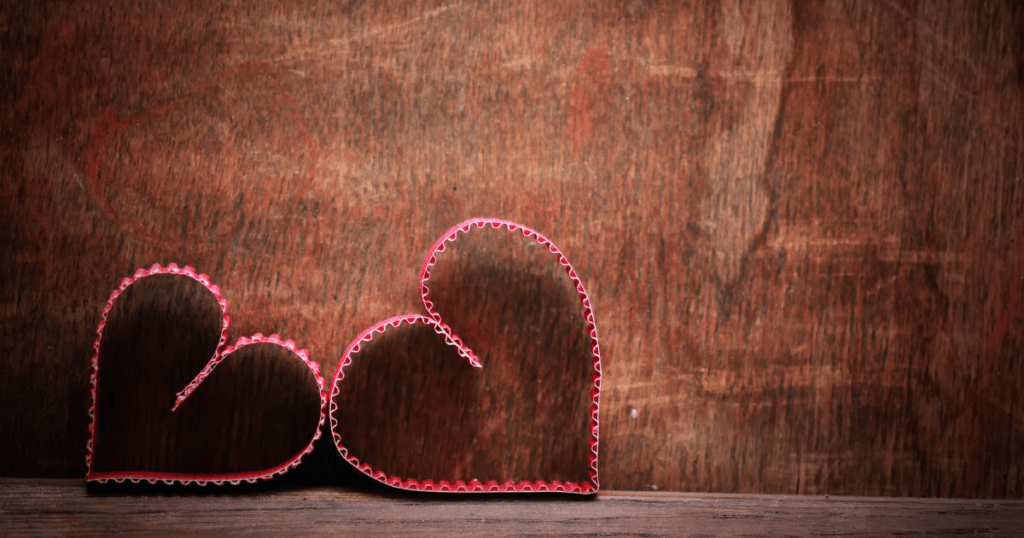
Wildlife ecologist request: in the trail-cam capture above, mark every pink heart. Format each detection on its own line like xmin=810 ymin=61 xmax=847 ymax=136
xmin=329 ymin=219 xmax=602 ymax=493
xmin=86 ymin=263 xmax=326 ymax=486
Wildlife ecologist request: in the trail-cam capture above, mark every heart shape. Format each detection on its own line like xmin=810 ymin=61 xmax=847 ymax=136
xmin=329 ymin=219 xmax=602 ymax=493
xmin=86 ymin=264 xmax=326 ymax=485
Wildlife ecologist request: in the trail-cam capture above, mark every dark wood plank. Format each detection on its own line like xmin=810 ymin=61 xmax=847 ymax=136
xmin=2 ymin=479 xmax=1023 ymax=538
xmin=1 ymin=0 xmax=1022 ymax=497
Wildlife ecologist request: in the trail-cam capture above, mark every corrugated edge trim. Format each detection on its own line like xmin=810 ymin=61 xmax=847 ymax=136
xmin=85 ymin=263 xmax=327 ymax=486
xmin=330 ymin=218 xmax=601 ymax=494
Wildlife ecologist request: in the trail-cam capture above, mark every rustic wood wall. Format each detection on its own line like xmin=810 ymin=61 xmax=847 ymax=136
xmin=1 ymin=0 xmax=1022 ymax=498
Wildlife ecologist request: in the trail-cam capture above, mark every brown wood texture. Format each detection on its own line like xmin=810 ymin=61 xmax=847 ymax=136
xmin=3 ymin=479 xmax=1024 ymax=538
xmin=1 ymin=0 xmax=1022 ymax=497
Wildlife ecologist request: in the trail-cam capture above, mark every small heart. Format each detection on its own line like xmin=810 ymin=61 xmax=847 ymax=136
xmin=86 ymin=264 xmax=326 ymax=485
xmin=330 ymin=219 xmax=601 ymax=493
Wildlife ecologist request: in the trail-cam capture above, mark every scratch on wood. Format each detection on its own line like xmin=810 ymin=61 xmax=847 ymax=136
xmin=648 ymin=65 xmax=878 ymax=85
xmin=881 ymin=0 xmax=981 ymax=78
xmin=271 ymin=2 xmax=467 ymax=64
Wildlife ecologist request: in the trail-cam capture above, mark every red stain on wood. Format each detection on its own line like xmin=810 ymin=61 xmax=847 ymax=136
xmin=568 ymin=46 xmax=611 ymax=151
xmin=84 ymin=62 xmax=318 ymax=247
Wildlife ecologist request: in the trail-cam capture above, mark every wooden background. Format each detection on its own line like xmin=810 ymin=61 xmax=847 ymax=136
xmin=1 ymin=0 xmax=1022 ymax=498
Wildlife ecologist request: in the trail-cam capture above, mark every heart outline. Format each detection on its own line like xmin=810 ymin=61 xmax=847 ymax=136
xmin=330 ymin=218 xmax=602 ymax=493
xmin=85 ymin=263 xmax=327 ymax=486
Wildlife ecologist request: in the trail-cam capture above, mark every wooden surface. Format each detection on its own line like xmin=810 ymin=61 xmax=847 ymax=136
xmin=2 ymin=479 xmax=1024 ymax=538
xmin=2 ymin=0 xmax=1023 ymax=497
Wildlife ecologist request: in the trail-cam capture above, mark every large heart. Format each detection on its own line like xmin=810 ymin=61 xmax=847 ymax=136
xmin=86 ymin=264 xmax=326 ymax=485
xmin=329 ymin=219 xmax=601 ymax=493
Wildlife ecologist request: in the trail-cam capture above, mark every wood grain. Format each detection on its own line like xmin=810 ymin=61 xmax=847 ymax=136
xmin=3 ymin=479 xmax=1024 ymax=537
xmin=1 ymin=0 xmax=1022 ymax=497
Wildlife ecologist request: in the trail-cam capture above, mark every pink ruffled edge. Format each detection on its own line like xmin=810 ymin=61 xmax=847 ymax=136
xmin=85 ymin=263 xmax=327 ymax=486
xmin=330 ymin=218 xmax=601 ymax=494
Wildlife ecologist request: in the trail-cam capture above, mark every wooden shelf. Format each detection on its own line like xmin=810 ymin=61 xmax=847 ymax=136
xmin=2 ymin=479 xmax=1022 ymax=537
